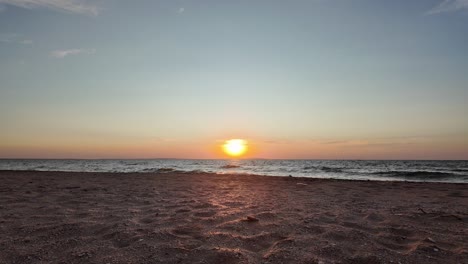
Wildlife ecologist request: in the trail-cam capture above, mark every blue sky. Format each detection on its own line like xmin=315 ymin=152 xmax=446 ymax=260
xmin=0 ymin=0 xmax=467 ymax=159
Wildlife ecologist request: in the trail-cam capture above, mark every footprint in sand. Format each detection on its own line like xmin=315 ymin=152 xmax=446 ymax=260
xmin=364 ymin=212 xmax=385 ymax=223
xmin=171 ymin=224 xmax=205 ymax=239
xmin=102 ymin=231 xmax=137 ymax=248
xmin=194 ymin=210 xmax=217 ymax=217
xmin=374 ymin=227 xmax=421 ymax=253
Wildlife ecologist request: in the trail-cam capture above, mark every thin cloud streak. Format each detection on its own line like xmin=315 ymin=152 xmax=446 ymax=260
xmin=0 ymin=33 xmax=32 ymax=44
xmin=50 ymin=48 xmax=95 ymax=58
xmin=20 ymin=39 xmax=33 ymax=44
xmin=0 ymin=33 xmax=19 ymax=42
xmin=0 ymin=0 xmax=99 ymax=15
xmin=427 ymin=0 xmax=468 ymax=14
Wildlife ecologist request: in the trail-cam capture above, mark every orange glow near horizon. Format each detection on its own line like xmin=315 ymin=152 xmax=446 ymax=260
xmin=2 ymin=136 xmax=468 ymax=160
xmin=222 ymin=139 xmax=248 ymax=157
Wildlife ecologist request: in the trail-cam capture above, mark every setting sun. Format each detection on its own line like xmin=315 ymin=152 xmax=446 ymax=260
xmin=222 ymin=139 xmax=248 ymax=157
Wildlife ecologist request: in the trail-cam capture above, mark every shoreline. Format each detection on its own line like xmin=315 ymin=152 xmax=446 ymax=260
xmin=1 ymin=170 xmax=467 ymax=184
xmin=1 ymin=170 xmax=467 ymax=263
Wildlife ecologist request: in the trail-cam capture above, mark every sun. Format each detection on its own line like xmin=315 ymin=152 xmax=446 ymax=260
xmin=222 ymin=139 xmax=248 ymax=157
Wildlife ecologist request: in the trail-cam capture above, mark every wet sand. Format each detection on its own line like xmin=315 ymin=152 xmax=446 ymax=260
xmin=0 ymin=170 xmax=467 ymax=263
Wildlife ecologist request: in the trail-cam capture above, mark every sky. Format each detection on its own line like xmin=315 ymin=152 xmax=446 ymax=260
xmin=0 ymin=0 xmax=467 ymax=159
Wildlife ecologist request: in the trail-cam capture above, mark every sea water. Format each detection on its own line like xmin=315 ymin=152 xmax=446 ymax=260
xmin=1 ymin=159 xmax=467 ymax=183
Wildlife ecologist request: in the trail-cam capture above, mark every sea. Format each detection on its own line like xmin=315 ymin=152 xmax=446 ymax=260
xmin=1 ymin=159 xmax=467 ymax=183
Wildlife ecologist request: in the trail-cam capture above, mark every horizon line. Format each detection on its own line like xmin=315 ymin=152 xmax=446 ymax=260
xmin=0 ymin=158 xmax=467 ymax=161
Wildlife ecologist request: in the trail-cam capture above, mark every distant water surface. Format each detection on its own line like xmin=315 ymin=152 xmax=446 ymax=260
xmin=1 ymin=159 xmax=467 ymax=183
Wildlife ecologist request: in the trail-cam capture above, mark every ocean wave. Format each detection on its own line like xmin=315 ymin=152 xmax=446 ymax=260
xmin=373 ymin=171 xmax=459 ymax=179
xmin=2 ymin=159 xmax=467 ymax=183
xmin=221 ymin=165 xmax=241 ymax=169
xmin=303 ymin=166 xmax=343 ymax=173
xmin=320 ymin=166 xmax=343 ymax=173
xmin=139 ymin=167 xmax=181 ymax=173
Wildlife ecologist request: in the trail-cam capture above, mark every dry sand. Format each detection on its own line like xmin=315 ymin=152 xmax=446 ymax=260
xmin=0 ymin=170 xmax=467 ymax=264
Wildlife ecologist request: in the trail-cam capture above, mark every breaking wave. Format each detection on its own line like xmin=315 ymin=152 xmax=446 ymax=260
xmin=221 ymin=165 xmax=242 ymax=169
xmin=140 ymin=167 xmax=182 ymax=173
xmin=372 ymin=171 xmax=460 ymax=180
xmin=303 ymin=166 xmax=343 ymax=173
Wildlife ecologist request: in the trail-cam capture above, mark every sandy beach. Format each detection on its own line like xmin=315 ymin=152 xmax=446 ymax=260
xmin=0 ymin=171 xmax=467 ymax=264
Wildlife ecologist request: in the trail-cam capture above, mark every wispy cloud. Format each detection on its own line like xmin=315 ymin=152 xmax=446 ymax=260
xmin=50 ymin=48 xmax=95 ymax=58
xmin=427 ymin=0 xmax=468 ymax=14
xmin=177 ymin=7 xmax=184 ymax=14
xmin=316 ymin=136 xmax=431 ymax=149
xmin=0 ymin=33 xmax=19 ymax=42
xmin=0 ymin=0 xmax=99 ymax=15
xmin=20 ymin=39 xmax=33 ymax=44
xmin=320 ymin=140 xmax=350 ymax=145
xmin=0 ymin=33 xmax=32 ymax=44
xmin=263 ymin=139 xmax=292 ymax=145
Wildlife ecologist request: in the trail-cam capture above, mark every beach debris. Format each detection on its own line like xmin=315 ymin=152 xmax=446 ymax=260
xmin=439 ymin=214 xmax=463 ymax=221
xmin=244 ymin=216 xmax=259 ymax=222
xmin=424 ymin=237 xmax=436 ymax=243
xmin=418 ymin=208 xmax=463 ymax=221
xmin=76 ymin=251 xmax=91 ymax=258
xmin=296 ymin=183 xmax=307 ymax=186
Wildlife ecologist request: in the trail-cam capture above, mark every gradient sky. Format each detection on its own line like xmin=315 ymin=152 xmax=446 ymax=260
xmin=0 ymin=0 xmax=467 ymax=159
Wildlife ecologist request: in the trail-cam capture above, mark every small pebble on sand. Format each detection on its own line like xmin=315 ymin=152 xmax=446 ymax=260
xmin=246 ymin=216 xmax=259 ymax=222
